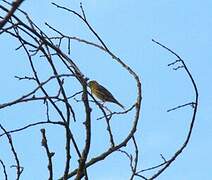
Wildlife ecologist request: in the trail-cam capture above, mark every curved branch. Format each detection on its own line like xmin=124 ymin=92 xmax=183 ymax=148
xmin=144 ymin=39 xmax=199 ymax=180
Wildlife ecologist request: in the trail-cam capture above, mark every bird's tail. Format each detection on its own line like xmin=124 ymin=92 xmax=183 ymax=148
xmin=115 ymin=100 xmax=125 ymax=110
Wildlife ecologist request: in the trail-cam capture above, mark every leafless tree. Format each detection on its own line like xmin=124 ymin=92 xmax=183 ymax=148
xmin=0 ymin=1 xmax=198 ymax=180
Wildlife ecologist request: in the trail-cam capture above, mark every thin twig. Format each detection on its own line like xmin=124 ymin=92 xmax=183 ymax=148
xmin=167 ymin=102 xmax=196 ymax=112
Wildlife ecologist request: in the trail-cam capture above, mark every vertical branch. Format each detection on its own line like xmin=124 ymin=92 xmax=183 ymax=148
xmin=63 ymin=127 xmax=72 ymax=179
xmin=75 ymin=82 xmax=91 ymax=180
xmin=0 ymin=159 xmax=8 ymax=180
xmin=129 ymin=136 xmax=139 ymax=180
xmin=0 ymin=125 xmax=22 ymax=180
xmin=40 ymin=129 xmax=54 ymax=180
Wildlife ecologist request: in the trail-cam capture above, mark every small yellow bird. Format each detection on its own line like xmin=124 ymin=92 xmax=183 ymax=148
xmin=88 ymin=80 xmax=124 ymax=109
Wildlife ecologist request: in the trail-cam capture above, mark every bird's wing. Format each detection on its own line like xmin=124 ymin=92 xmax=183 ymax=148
xmin=96 ymin=83 xmax=125 ymax=109
xmin=97 ymin=84 xmax=116 ymax=102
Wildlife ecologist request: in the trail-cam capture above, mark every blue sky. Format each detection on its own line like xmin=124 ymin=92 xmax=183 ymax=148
xmin=0 ymin=0 xmax=212 ymax=179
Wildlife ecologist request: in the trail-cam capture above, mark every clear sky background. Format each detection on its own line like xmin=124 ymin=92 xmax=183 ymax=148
xmin=0 ymin=0 xmax=212 ymax=180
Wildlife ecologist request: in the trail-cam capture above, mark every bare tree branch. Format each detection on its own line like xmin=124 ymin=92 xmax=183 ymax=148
xmin=0 ymin=0 xmax=25 ymax=29
xmin=139 ymin=39 xmax=199 ymax=180
xmin=0 ymin=125 xmax=22 ymax=179
xmin=0 ymin=159 xmax=8 ymax=180
xmin=41 ymin=128 xmax=54 ymax=180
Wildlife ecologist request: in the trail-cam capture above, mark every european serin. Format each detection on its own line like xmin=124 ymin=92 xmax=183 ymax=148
xmin=88 ymin=80 xmax=124 ymax=109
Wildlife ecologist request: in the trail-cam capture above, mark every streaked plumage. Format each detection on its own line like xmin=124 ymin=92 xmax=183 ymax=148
xmin=88 ymin=80 xmax=124 ymax=109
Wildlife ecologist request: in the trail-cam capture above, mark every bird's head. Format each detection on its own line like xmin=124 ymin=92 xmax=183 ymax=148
xmin=88 ymin=80 xmax=98 ymax=88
